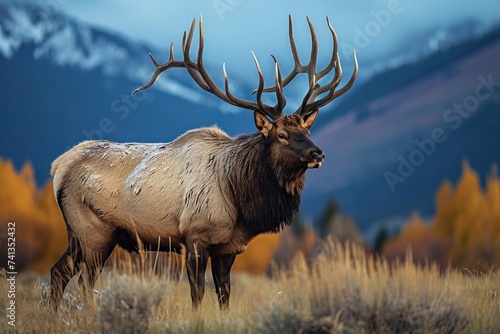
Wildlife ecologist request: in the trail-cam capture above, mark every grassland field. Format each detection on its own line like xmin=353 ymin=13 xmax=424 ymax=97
xmin=1 ymin=240 xmax=499 ymax=334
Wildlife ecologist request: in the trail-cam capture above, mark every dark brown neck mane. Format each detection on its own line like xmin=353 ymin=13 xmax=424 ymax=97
xmin=226 ymin=132 xmax=306 ymax=236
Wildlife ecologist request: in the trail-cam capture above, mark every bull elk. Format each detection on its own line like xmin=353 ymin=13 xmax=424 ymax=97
xmin=50 ymin=15 xmax=357 ymax=310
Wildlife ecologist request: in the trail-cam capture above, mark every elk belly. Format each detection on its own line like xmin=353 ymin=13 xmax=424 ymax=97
xmin=178 ymin=184 xmax=237 ymax=246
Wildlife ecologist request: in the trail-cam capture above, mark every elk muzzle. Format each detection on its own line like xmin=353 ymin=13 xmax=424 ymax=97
xmin=303 ymin=148 xmax=325 ymax=169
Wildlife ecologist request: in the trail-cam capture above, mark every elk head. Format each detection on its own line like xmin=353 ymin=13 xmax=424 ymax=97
xmin=133 ymin=15 xmax=358 ymax=170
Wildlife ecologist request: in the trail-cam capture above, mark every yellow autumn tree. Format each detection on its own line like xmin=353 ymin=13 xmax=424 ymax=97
xmin=232 ymin=233 xmax=281 ymax=275
xmin=384 ymin=160 xmax=500 ymax=269
xmin=434 ymin=180 xmax=455 ymax=236
xmin=485 ymin=165 xmax=500 ymax=260
xmin=32 ymin=180 xmax=68 ymax=271
xmin=383 ymin=212 xmax=452 ymax=267
xmin=383 ymin=212 xmax=429 ymax=258
xmin=437 ymin=161 xmax=500 ymax=267
xmin=0 ymin=159 xmax=67 ymax=272
xmin=0 ymin=160 xmax=37 ymax=215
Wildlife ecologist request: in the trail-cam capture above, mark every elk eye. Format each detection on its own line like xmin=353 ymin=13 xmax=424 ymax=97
xmin=278 ymin=133 xmax=287 ymax=140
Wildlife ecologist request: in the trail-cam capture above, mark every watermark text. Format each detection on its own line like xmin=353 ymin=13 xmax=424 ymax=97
xmin=5 ymin=222 xmax=16 ymax=327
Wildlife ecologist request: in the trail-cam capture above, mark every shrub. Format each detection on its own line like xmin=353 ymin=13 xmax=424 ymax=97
xmin=97 ymin=275 xmax=167 ymax=334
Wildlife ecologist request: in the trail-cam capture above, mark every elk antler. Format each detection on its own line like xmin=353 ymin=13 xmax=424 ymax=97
xmin=133 ymin=15 xmax=358 ymax=121
xmin=257 ymin=16 xmax=358 ymax=118
xmin=132 ymin=15 xmax=285 ymax=121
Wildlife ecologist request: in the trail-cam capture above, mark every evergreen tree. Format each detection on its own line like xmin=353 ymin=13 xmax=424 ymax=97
xmin=373 ymin=227 xmax=388 ymax=255
xmin=314 ymin=199 xmax=338 ymax=238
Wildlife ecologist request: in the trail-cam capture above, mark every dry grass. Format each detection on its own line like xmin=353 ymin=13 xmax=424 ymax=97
xmin=0 ymin=240 xmax=499 ymax=333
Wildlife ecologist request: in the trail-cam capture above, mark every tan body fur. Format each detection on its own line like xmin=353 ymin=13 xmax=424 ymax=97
xmin=51 ymin=127 xmax=250 ymax=256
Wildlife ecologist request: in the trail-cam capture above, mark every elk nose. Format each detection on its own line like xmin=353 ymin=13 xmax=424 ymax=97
xmin=310 ymin=150 xmax=325 ymax=162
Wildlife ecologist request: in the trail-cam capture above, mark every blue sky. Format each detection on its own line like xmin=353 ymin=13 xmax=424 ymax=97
xmin=17 ymin=0 xmax=500 ymax=79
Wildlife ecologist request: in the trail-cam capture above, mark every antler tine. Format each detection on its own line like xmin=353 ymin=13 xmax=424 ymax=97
xmin=181 ymin=31 xmax=187 ymax=53
xmin=222 ymin=63 xmax=250 ymax=108
xmin=305 ymin=16 xmax=318 ymax=82
xmin=278 ymin=15 xmax=303 ymax=88
xmin=183 ymin=18 xmax=196 ymax=61
xmin=251 ymin=52 xmax=268 ymax=114
xmin=168 ymin=42 xmax=175 ymax=62
xmin=316 ymin=17 xmax=338 ymax=80
xmin=331 ymin=50 xmax=358 ymax=99
xmin=194 ymin=14 xmax=227 ymax=96
xmin=182 ymin=17 xmax=211 ymax=91
xmin=288 ymin=15 xmax=302 ymax=71
xmin=272 ymin=55 xmax=287 ymax=113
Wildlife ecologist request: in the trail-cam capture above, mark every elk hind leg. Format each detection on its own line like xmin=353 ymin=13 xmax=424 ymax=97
xmin=77 ymin=243 xmax=116 ymax=297
xmin=50 ymin=234 xmax=83 ymax=310
xmin=74 ymin=212 xmax=118 ymax=298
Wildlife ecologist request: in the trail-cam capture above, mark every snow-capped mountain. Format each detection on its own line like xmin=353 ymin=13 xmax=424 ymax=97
xmin=0 ymin=4 xmax=242 ymax=111
xmin=360 ymin=19 xmax=497 ymax=79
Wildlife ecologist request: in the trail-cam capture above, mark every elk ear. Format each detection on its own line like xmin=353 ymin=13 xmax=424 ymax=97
xmin=302 ymin=110 xmax=319 ymax=130
xmin=254 ymin=110 xmax=273 ymax=137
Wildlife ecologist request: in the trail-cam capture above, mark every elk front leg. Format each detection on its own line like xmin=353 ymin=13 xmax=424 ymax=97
xmin=185 ymin=241 xmax=209 ymax=309
xmin=211 ymin=254 xmax=236 ymax=310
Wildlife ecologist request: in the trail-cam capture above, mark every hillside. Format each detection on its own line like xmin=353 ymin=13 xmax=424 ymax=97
xmin=306 ymin=28 xmax=500 ymax=233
